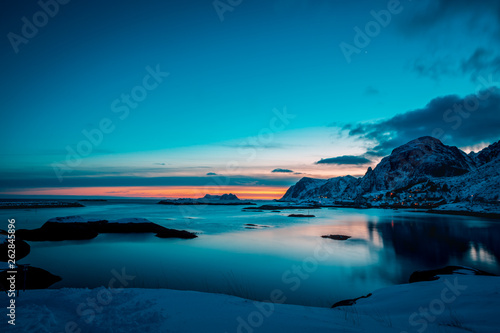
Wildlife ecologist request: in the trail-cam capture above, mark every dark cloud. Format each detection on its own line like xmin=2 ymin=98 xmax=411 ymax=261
xmin=343 ymin=88 xmax=500 ymax=155
xmin=364 ymin=86 xmax=379 ymax=96
xmin=413 ymin=48 xmax=500 ymax=82
xmin=403 ymin=1 xmax=500 ymax=81
xmin=405 ymin=0 xmax=500 ymax=34
xmin=206 ymin=172 xmax=218 ymax=176
xmin=412 ymin=56 xmax=455 ymax=81
xmin=315 ymin=155 xmax=371 ymax=165
xmin=271 ymin=168 xmax=294 ymax=173
xmin=461 ymin=48 xmax=500 ymax=79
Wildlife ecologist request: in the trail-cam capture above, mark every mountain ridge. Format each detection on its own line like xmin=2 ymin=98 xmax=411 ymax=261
xmin=281 ymin=136 xmax=500 ymax=207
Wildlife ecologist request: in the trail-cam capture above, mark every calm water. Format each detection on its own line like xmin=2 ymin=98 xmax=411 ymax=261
xmin=2 ymin=200 xmax=500 ymax=307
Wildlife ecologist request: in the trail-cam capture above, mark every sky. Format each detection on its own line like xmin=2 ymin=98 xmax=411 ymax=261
xmin=1 ymin=0 xmax=499 ymax=199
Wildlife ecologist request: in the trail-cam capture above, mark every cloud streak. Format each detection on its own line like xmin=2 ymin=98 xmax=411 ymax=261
xmin=271 ymin=168 xmax=294 ymax=173
xmin=315 ymin=155 xmax=371 ymax=165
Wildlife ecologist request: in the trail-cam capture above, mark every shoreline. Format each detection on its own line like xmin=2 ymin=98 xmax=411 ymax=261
xmin=12 ymin=274 xmax=500 ymax=332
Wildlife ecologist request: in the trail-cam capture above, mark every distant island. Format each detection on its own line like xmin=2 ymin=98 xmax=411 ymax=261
xmin=0 ymin=200 xmax=84 ymax=209
xmin=78 ymin=199 xmax=107 ymax=202
xmin=158 ymin=193 xmax=256 ymax=206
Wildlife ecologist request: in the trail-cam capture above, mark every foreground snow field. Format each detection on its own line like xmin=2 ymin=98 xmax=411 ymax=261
xmin=5 ymin=275 xmax=500 ymax=333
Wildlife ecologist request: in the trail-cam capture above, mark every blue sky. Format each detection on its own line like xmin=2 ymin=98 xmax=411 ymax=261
xmin=1 ymin=0 xmax=499 ymax=198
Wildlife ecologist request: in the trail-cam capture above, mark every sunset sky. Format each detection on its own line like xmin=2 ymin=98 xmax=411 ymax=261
xmin=1 ymin=0 xmax=499 ymax=199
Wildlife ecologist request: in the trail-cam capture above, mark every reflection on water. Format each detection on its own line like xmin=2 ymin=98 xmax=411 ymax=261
xmin=6 ymin=202 xmax=500 ymax=307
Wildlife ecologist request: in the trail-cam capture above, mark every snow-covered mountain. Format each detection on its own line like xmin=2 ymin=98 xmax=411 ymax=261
xmin=470 ymin=140 xmax=500 ymax=167
xmin=280 ymin=176 xmax=359 ymax=201
xmin=281 ymin=136 xmax=500 ymax=207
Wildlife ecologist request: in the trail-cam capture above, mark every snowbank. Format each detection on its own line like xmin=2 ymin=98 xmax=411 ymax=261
xmin=8 ymin=275 xmax=500 ymax=332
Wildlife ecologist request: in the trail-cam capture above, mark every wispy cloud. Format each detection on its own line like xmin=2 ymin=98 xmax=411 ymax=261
xmin=315 ymin=155 xmax=371 ymax=165
xmin=364 ymin=86 xmax=379 ymax=96
xmin=271 ymin=168 xmax=294 ymax=173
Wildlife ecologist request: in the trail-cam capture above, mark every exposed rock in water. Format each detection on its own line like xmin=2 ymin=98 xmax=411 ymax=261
xmin=17 ymin=216 xmax=197 ymax=241
xmin=0 ymin=237 xmax=30 ymax=261
xmin=331 ymin=293 xmax=372 ymax=308
xmin=0 ymin=266 xmax=62 ymax=290
xmin=244 ymin=205 xmax=320 ymax=210
xmin=288 ymin=214 xmax=315 ymax=217
xmin=156 ymin=228 xmax=197 ymax=239
xmin=321 ymin=234 xmax=351 ymax=240
xmin=409 ymin=266 xmax=497 ymax=283
xmin=17 ymin=222 xmax=99 ymax=241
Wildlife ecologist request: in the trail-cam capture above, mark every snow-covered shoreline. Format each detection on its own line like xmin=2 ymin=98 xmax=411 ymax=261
xmin=7 ymin=275 xmax=500 ymax=332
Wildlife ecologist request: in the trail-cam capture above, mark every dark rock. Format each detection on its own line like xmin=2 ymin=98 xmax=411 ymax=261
xmin=321 ymin=234 xmax=351 ymax=240
xmin=0 ymin=237 xmax=30 ymax=261
xmin=470 ymin=139 xmax=500 ymax=166
xmin=17 ymin=222 xmax=99 ymax=241
xmin=331 ymin=293 xmax=372 ymax=308
xmin=409 ymin=266 xmax=497 ymax=283
xmin=155 ymin=228 xmax=197 ymax=239
xmin=17 ymin=218 xmax=197 ymax=241
xmin=0 ymin=266 xmax=61 ymax=290
xmin=288 ymin=214 xmax=315 ymax=217
xmin=244 ymin=205 xmax=320 ymax=210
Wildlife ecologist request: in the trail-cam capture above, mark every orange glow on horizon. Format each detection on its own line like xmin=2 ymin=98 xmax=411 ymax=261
xmin=3 ymin=186 xmax=289 ymax=200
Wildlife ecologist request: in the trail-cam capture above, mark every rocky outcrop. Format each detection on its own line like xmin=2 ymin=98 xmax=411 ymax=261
xmin=470 ymin=140 xmax=500 ymax=167
xmin=409 ymin=266 xmax=496 ymax=283
xmin=281 ymin=176 xmax=360 ymax=201
xmin=17 ymin=217 xmax=197 ymax=241
xmin=0 ymin=266 xmax=62 ymax=290
xmin=0 ymin=235 xmax=30 ymax=261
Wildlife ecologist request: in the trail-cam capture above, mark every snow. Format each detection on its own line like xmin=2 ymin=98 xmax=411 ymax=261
xmin=433 ymin=202 xmax=500 ymax=214
xmin=8 ymin=275 xmax=500 ymax=332
xmin=47 ymin=216 xmax=153 ymax=224
xmin=281 ymin=137 xmax=500 ymax=212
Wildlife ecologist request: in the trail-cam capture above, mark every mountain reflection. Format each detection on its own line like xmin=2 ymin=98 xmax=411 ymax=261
xmin=369 ymin=214 xmax=500 ymax=275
